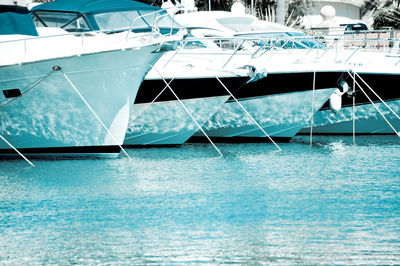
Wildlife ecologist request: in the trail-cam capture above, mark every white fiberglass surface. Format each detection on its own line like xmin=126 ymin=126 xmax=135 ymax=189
xmin=200 ymin=88 xmax=335 ymax=138
xmin=301 ymin=99 xmax=400 ymax=134
xmin=124 ymin=96 xmax=230 ymax=145
xmin=0 ymin=27 xmax=164 ymax=67
xmin=0 ymin=46 xmax=160 ymax=149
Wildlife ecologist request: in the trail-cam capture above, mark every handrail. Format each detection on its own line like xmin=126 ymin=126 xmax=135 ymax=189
xmin=3 ymin=29 xmax=400 ymax=68
xmin=0 ymin=15 xmax=184 ymax=65
xmin=125 ymin=9 xmax=183 ymax=40
xmin=125 ymin=9 xmax=165 ymax=40
xmin=0 ymin=29 xmax=148 ymax=65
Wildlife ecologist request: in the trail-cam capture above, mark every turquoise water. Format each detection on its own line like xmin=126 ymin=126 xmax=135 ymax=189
xmin=0 ymin=136 xmax=399 ymax=264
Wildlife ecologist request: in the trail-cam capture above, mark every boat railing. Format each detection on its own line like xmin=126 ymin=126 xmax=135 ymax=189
xmin=125 ymin=9 xmax=183 ymax=40
xmin=315 ymin=29 xmax=400 ymax=53
xmin=0 ymin=15 xmax=184 ymax=64
xmin=177 ymin=34 xmax=400 ymax=68
xmin=188 ymin=31 xmax=400 ymax=54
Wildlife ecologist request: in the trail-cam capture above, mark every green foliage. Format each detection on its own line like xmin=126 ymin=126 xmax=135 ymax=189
xmin=240 ymin=0 xmax=275 ymax=20
xmin=286 ymin=0 xmax=313 ymax=27
xmin=373 ymin=7 xmax=400 ymax=29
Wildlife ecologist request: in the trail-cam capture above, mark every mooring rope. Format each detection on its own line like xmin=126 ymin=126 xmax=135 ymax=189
xmin=62 ymin=70 xmax=132 ymax=159
xmin=354 ymin=72 xmax=400 ymax=121
xmin=310 ymin=70 xmax=316 ymax=146
xmin=130 ymin=77 xmax=175 ymax=123
xmin=162 ymin=39 xmax=188 ymax=69
xmin=154 ymin=67 xmax=223 ymax=157
xmin=0 ymin=69 xmax=56 ymax=110
xmin=0 ymin=134 xmax=34 ymax=167
xmin=346 ymin=69 xmax=400 ymax=137
xmin=222 ymin=39 xmax=245 ymax=68
xmin=352 ymin=71 xmax=356 ymax=145
xmin=214 ymin=75 xmax=282 ymax=151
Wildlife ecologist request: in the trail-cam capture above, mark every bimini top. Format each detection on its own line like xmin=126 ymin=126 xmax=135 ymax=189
xmin=30 ymin=0 xmax=180 ymax=33
xmin=0 ymin=5 xmax=38 ymax=36
xmin=31 ymin=0 xmax=160 ymax=15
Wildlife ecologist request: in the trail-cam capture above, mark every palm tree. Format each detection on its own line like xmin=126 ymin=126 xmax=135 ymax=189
xmin=286 ymin=0 xmax=313 ymax=27
xmin=275 ymin=0 xmax=285 ymax=24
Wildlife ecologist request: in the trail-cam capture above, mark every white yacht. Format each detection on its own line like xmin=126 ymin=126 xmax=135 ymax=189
xmin=294 ymin=33 xmax=400 ymax=135
xmin=32 ymin=1 xmax=253 ymax=146
xmin=175 ymin=11 xmax=346 ymax=141
xmin=299 ymin=65 xmax=400 ymax=135
xmin=179 ymin=11 xmax=400 ymax=137
xmin=0 ymin=0 xmax=182 ymax=157
xmin=212 ymin=11 xmax=400 ymax=136
xmin=127 ymin=61 xmax=250 ymax=146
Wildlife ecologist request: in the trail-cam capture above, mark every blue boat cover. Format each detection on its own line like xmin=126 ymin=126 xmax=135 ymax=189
xmin=0 ymin=5 xmax=38 ymax=36
xmin=31 ymin=0 xmax=160 ymax=14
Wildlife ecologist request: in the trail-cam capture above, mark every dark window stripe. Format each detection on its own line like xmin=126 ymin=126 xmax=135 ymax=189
xmin=135 ymin=76 xmax=249 ymax=104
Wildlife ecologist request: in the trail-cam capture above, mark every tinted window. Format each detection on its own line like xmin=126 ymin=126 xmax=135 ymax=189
xmin=345 ymin=24 xmax=368 ymax=31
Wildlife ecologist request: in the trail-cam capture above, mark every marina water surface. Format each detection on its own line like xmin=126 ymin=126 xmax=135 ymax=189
xmin=0 ymin=135 xmax=399 ymax=264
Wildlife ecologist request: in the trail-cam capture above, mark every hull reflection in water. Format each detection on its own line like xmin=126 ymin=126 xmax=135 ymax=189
xmin=192 ymin=71 xmax=343 ymax=141
xmin=300 ymin=99 xmax=400 ymax=134
xmin=199 ymin=89 xmax=334 ymax=140
xmin=124 ymin=95 xmax=230 ymax=145
xmin=124 ymin=62 xmax=250 ymax=145
xmin=300 ymin=71 xmax=400 ymax=135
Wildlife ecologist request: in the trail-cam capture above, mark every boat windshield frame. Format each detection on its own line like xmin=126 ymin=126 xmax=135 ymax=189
xmin=32 ymin=10 xmax=92 ymax=32
xmin=91 ymin=9 xmax=181 ymax=33
xmin=31 ymin=9 xmax=181 ymax=34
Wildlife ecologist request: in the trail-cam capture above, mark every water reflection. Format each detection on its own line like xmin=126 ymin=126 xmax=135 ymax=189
xmin=0 ymin=137 xmax=399 ymax=264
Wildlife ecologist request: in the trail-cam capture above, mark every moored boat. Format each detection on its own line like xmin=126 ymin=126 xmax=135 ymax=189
xmin=174 ymin=11 xmax=346 ymax=141
xmin=300 ymin=67 xmax=400 ymax=135
xmin=202 ymin=10 xmax=400 ymax=136
xmin=0 ymin=0 xmax=182 ymax=157
xmin=32 ymin=0 xmax=253 ymax=146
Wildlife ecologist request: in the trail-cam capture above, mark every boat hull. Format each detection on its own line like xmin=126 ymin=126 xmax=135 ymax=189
xmin=124 ymin=95 xmax=230 ymax=146
xmin=0 ymin=45 xmax=161 ymax=157
xmin=300 ymin=72 xmax=400 ymax=135
xmin=192 ymin=71 xmax=342 ymax=141
xmin=299 ymin=99 xmax=400 ymax=134
xmin=193 ymin=88 xmax=335 ymax=140
xmin=124 ymin=75 xmax=249 ymax=145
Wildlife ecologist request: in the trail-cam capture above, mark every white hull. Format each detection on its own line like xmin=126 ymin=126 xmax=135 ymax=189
xmin=300 ymin=99 xmax=400 ymax=134
xmin=196 ymin=88 xmax=336 ymax=139
xmin=124 ymin=95 xmax=230 ymax=145
xmin=0 ymin=45 xmax=162 ymax=156
xmin=123 ymin=47 xmax=250 ymax=146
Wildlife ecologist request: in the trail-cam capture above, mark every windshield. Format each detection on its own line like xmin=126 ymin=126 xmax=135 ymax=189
xmin=92 ymin=10 xmax=180 ymax=32
xmin=32 ymin=11 xmax=91 ymax=32
xmin=215 ymin=17 xmax=256 ymax=32
xmin=32 ymin=9 xmax=181 ymax=34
